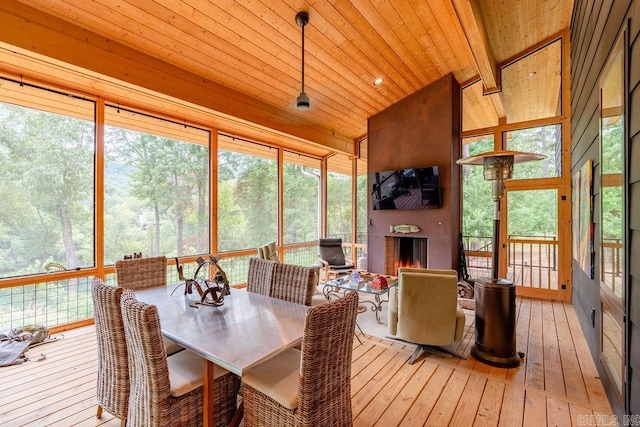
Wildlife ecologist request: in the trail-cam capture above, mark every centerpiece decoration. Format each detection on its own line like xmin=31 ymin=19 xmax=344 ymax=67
xmin=175 ymin=256 xmax=231 ymax=307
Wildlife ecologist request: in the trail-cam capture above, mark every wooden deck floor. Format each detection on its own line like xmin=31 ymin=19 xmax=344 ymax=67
xmin=1 ymin=297 xmax=612 ymax=426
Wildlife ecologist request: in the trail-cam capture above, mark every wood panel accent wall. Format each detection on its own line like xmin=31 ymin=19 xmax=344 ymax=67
xmin=367 ymin=74 xmax=460 ymax=274
xmin=570 ymin=0 xmax=638 ymax=416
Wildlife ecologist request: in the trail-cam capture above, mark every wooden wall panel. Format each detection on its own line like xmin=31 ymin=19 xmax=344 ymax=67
xmin=571 ymin=0 xmax=638 ymax=416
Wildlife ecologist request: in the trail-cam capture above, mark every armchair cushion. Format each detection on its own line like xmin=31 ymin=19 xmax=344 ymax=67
xmin=318 ymin=238 xmax=347 ymax=266
xmin=388 ymin=286 xmax=398 ymax=336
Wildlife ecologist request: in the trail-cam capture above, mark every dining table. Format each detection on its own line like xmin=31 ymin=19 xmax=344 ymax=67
xmin=135 ymin=284 xmax=310 ymax=427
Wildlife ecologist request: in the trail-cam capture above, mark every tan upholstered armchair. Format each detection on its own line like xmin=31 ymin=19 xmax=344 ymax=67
xmin=388 ymin=267 xmax=466 ymax=364
xmin=257 ymin=241 xmax=279 ymax=262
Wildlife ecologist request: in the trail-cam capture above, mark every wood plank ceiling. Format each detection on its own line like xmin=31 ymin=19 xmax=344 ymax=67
xmin=0 ymin=0 xmax=573 ymax=157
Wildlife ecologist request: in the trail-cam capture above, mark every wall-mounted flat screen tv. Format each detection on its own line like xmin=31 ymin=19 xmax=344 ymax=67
xmin=370 ymin=166 xmax=441 ymax=210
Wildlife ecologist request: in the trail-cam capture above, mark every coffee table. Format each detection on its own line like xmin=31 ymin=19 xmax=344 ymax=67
xmin=322 ymin=272 xmax=398 ymax=323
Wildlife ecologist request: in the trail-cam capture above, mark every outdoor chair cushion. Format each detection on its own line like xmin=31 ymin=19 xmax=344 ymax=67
xmin=243 ymin=348 xmax=301 ymax=410
xmin=318 ymin=239 xmax=346 ymax=266
xmin=168 ymin=349 xmax=230 ymax=397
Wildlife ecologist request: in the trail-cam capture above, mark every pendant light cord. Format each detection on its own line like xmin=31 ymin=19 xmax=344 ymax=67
xmin=295 ymin=11 xmax=310 ymax=109
xmin=301 ymin=23 xmax=305 ymax=93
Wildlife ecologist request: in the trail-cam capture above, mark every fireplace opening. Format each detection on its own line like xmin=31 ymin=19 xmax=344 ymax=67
xmin=393 ymin=237 xmax=427 ymax=274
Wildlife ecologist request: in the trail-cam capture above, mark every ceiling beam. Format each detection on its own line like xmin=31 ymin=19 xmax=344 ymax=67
xmin=0 ymin=1 xmax=354 ymax=154
xmin=451 ymin=0 xmax=506 ymax=118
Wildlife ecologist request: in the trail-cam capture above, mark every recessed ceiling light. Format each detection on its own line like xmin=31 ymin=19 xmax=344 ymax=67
xmin=527 ymin=71 xmax=536 ymax=78
xmin=373 ymin=77 xmax=384 ymax=86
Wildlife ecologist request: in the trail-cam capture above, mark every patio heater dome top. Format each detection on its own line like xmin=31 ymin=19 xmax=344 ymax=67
xmin=455 ymin=150 xmax=546 ymax=166
xmin=457 ymin=150 xmax=546 ymax=185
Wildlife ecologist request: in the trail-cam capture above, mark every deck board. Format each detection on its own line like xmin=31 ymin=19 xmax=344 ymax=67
xmin=0 ymin=298 xmax=612 ymax=426
xmin=474 ymin=379 xmax=505 ymax=426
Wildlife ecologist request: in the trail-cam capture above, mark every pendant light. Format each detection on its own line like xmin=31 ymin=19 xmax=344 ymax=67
xmin=295 ymin=11 xmax=310 ymax=110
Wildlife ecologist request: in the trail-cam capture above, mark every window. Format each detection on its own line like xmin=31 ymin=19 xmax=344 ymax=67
xmin=217 ymin=135 xmax=277 ymax=251
xmin=462 ymin=80 xmax=500 ymax=132
xmin=506 ymin=189 xmax=559 ymax=289
xmin=0 ymin=79 xmax=95 ymax=277
xmin=283 ymin=151 xmax=320 ymax=244
xmin=327 ymin=153 xmax=353 ymax=243
xmin=104 ymin=106 xmax=210 ymax=263
xmin=356 ymin=154 xmax=368 ymax=245
xmin=599 ymin=36 xmax=625 ymax=396
xmin=505 ymin=124 xmax=562 ymax=179
xmin=501 ymin=40 xmax=562 ymax=123
xmin=461 ymin=135 xmax=494 ymax=248
xmin=507 ymin=189 xmax=558 ymax=238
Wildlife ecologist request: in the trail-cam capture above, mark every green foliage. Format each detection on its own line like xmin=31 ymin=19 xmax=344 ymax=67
xmin=103 ymin=125 xmax=209 ymax=261
xmin=327 ymin=172 xmax=352 ymax=241
xmin=283 ymin=164 xmax=319 ymax=244
xmin=507 ymin=125 xmax=561 ymax=179
xmin=602 ymin=118 xmax=623 ymax=174
xmin=463 ymin=131 xmax=561 ymax=245
xmin=462 ymin=137 xmax=494 ymax=240
xmin=0 ymin=102 xmax=95 ymax=276
xmin=601 ymin=117 xmax=623 ymax=240
xmin=217 ymin=149 xmax=277 ymax=251
xmin=507 ymin=190 xmax=558 ymax=237
xmin=356 ymin=172 xmax=367 ymax=243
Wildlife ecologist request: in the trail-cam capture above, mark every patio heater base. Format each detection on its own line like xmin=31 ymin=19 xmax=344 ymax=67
xmin=471 ymin=277 xmax=522 ymax=368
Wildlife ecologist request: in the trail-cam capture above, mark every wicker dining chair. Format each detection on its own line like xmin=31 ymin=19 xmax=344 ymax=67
xmin=242 ymin=291 xmax=359 ymax=426
xmin=115 ymin=255 xmax=167 ymax=290
xmin=120 ymin=289 xmax=240 ymax=427
xmin=115 ymin=255 xmax=182 ymax=355
xmin=91 ymin=278 xmax=128 ymax=427
xmin=270 ymin=262 xmax=316 ymax=306
xmin=246 ymin=258 xmax=277 ymax=296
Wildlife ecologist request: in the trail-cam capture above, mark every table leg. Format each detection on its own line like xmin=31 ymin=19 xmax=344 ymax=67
xmin=203 ymin=359 xmax=215 ymax=427
xmin=374 ymin=294 xmax=382 ymax=323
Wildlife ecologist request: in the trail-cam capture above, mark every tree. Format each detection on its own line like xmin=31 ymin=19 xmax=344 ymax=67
xmin=0 ymin=103 xmax=94 ymax=276
xmin=327 ymin=172 xmax=352 ymax=241
xmin=283 ymin=163 xmax=319 ymax=244
xmin=104 ymin=126 xmax=209 ymax=258
xmin=217 ymin=149 xmax=277 ymax=251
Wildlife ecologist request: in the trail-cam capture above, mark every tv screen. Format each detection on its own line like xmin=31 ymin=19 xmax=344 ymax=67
xmin=370 ymin=166 xmax=441 ymax=210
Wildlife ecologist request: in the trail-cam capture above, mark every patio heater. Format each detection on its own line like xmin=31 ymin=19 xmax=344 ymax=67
xmin=456 ymin=150 xmax=545 ymax=367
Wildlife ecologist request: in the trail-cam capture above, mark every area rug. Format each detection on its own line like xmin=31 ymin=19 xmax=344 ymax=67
xmin=458 ymin=298 xmax=475 ymax=310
